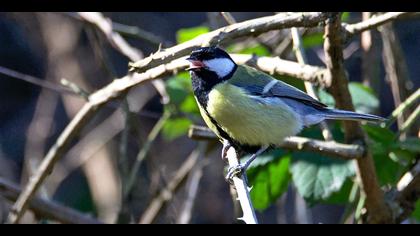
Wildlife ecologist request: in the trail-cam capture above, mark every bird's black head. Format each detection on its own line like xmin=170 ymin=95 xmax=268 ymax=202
xmin=186 ymin=47 xmax=237 ymax=79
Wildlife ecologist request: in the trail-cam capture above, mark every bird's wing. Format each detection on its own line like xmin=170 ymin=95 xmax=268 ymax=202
xmin=230 ymin=65 xmax=327 ymax=108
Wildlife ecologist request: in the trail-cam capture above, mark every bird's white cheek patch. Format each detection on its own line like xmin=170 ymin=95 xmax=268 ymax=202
xmin=204 ymin=58 xmax=235 ymax=78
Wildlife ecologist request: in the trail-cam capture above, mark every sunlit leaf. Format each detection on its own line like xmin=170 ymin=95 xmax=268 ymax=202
xmin=291 ymin=152 xmax=356 ymax=205
xmin=363 ymin=124 xmax=403 ymax=185
xmin=162 ymin=117 xmax=192 ymax=140
xmin=247 ymin=150 xmax=291 ymax=210
xmin=349 ymin=82 xmax=379 ymax=114
xmin=176 ymin=26 xmax=209 ymax=43
xmin=302 ymin=32 xmax=324 ymax=49
xmin=411 ymin=200 xmax=420 ymax=221
xmin=341 ymin=12 xmax=350 ymax=22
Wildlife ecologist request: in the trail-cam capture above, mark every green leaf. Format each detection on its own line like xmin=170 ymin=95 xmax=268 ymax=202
xmin=363 ymin=124 xmax=395 ymax=145
xmin=317 ymin=82 xmax=379 ymax=114
xmin=341 ymin=12 xmax=350 ymax=22
xmin=396 ymin=138 xmax=420 ymax=153
xmin=317 ymin=88 xmax=336 ymax=107
xmin=290 ymin=152 xmax=356 ymax=205
xmin=180 ymin=94 xmax=199 ymax=115
xmin=238 ymin=44 xmax=271 ymax=56
xmin=176 ymin=26 xmax=209 ymax=43
xmin=247 ymin=150 xmax=291 ymax=210
xmin=162 ymin=117 xmax=192 ymax=140
xmin=363 ymin=124 xmax=402 ymax=185
xmin=322 ymin=178 xmax=353 ymax=204
xmin=302 ymin=32 xmax=324 ymax=49
xmin=165 ymin=73 xmax=191 ymax=106
xmin=349 ymin=82 xmax=379 ymax=114
xmin=411 ymin=200 xmax=420 ymax=221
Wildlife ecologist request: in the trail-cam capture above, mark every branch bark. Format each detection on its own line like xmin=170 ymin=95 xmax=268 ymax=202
xmin=323 ymin=13 xmax=392 ymax=224
xmin=188 ymin=125 xmax=364 ymax=160
xmin=395 ymin=162 xmax=420 ymax=223
xmin=0 ymin=178 xmax=102 ymax=224
xmin=138 ymin=148 xmax=201 ymax=224
xmin=226 ymin=147 xmax=258 ymax=224
xmin=291 ymin=27 xmax=333 ymax=141
xmin=380 ymin=22 xmax=413 ymax=134
xmin=344 ymin=12 xmax=416 ymax=39
xmin=129 ymin=12 xmax=330 ymax=73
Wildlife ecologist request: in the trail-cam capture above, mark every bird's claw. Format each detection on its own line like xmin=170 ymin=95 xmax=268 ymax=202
xmin=225 ymin=164 xmax=245 ymax=184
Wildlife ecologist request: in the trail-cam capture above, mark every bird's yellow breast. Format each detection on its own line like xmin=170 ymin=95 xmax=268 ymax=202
xmin=203 ymin=82 xmax=303 ymax=146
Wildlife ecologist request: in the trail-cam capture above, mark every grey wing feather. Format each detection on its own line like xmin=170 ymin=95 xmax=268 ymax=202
xmin=265 ymin=81 xmax=327 ymax=108
xmin=238 ymin=80 xmax=327 ymax=109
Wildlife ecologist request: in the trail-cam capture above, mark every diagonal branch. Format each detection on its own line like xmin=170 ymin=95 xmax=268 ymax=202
xmin=291 ymin=27 xmax=333 ymax=141
xmin=129 ymin=12 xmax=330 ymax=73
xmin=323 ymin=13 xmax=392 ymax=224
xmin=0 ymin=177 xmax=102 ymax=224
xmin=395 ymin=162 xmax=420 ymax=223
xmin=138 ymin=147 xmax=202 ymax=224
xmin=344 ymin=12 xmax=416 ymax=39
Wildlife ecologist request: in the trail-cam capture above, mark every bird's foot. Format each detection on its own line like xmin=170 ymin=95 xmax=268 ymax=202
xmin=225 ymin=164 xmax=245 ymax=184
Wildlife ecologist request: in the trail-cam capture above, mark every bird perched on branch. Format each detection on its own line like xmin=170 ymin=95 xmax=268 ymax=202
xmin=186 ymin=46 xmax=384 ymax=181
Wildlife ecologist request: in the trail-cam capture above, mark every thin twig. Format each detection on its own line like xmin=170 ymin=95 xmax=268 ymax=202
xmin=124 ymin=110 xmax=170 ymax=198
xmin=395 ymin=161 xmax=420 ymax=223
xmin=129 ymin=12 xmax=330 ymax=72
xmin=75 ymin=12 xmax=170 ymax=105
xmin=177 ymin=143 xmax=207 ymax=224
xmin=387 ymin=89 xmax=420 ymax=127
xmin=398 ymin=105 xmax=420 ymax=136
xmin=291 ymin=27 xmax=333 ymax=141
xmin=77 ymin=12 xmax=143 ymax=61
xmin=361 ymin=12 xmax=381 ymax=96
xmin=226 ymin=147 xmax=258 ymax=224
xmin=380 ymin=22 xmax=413 ymax=134
xmin=323 ymin=13 xmax=392 ymax=224
xmin=138 ymin=148 xmax=201 ymax=224
xmin=188 ymin=125 xmax=364 ymax=160
xmin=0 ymin=178 xmax=102 ymax=224
xmin=0 ymin=66 xmax=75 ymax=95
xmin=344 ymin=12 xmax=415 ymax=39
xmin=220 ymin=12 xmax=237 ymax=25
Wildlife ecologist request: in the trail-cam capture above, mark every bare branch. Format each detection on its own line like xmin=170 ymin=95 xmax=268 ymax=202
xmin=0 ymin=66 xmax=75 ymax=96
xmin=226 ymin=147 xmax=258 ymax=224
xmin=129 ymin=12 xmax=330 ymax=73
xmin=399 ymin=105 xmax=420 ymax=135
xmin=188 ymin=125 xmax=364 ymax=160
xmin=77 ymin=12 xmax=143 ymax=61
xmin=388 ymin=88 xmax=420 ymax=126
xmin=232 ymin=54 xmax=329 ymax=85
xmin=0 ymin=178 xmax=102 ymax=224
xmin=324 ymin=13 xmax=392 ymax=224
xmin=138 ymin=148 xmax=201 ymax=224
xmin=177 ymin=143 xmax=207 ymax=224
xmin=291 ymin=27 xmax=333 ymax=141
xmin=344 ymin=12 xmax=416 ymax=38
xmin=220 ymin=12 xmax=237 ymax=25
xmin=124 ymin=111 xmax=170 ymax=198
xmin=75 ymin=12 xmax=169 ymax=105
xmin=380 ymin=22 xmax=413 ymax=134
xmin=6 ymin=63 xmax=183 ymax=223
xmin=395 ymin=162 xmax=420 ymax=223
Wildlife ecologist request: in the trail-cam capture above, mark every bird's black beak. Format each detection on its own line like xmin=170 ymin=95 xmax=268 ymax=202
xmin=186 ymin=57 xmax=205 ymax=71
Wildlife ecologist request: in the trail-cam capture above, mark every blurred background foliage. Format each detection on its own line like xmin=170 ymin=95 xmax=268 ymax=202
xmin=0 ymin=12 xmax=419 ymax=224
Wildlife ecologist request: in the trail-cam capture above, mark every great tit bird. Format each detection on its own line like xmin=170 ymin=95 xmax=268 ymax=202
xmin=186 ymin=46 xmax=384 ymax=180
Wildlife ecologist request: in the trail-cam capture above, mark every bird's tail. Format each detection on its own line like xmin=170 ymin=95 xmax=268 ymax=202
xmin=323 ymin=109 xmax=386 ymax=123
